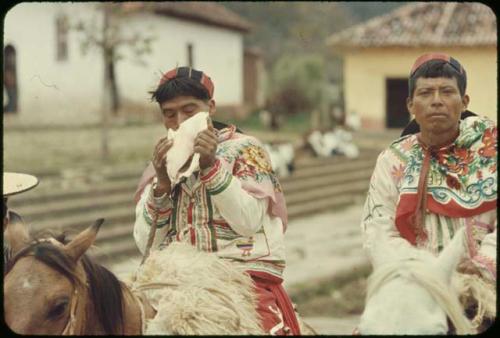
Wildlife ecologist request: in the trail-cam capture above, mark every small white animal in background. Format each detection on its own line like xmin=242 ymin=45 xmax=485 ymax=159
xmin=264 ymin=143 xmax=295 ymax=178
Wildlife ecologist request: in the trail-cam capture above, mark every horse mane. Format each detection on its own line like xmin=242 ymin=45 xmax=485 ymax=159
xmin=3 ymin=241 xmax=13 ymax=276
xmin=367 ymin=259 xmax=473 ymax=334
xmin=5 ymin=231 xmax=125 ymax=335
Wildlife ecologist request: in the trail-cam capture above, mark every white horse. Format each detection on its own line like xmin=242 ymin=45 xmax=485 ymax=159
xmin=358 ymin=227 xmax=475 ymax=334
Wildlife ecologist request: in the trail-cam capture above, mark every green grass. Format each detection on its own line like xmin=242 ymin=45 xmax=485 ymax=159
xmin=226 ymin=111 xmax=263 ymax=131
xmin=227 ymin=111 xmax=312 ymax=135
xmin=3 ymin=124 xmax=166 ymax=175
xmin=280 ymin=112 xmax=312 ymax=133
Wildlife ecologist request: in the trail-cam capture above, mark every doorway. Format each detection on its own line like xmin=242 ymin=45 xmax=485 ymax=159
xmin=385 ymin=78 xmax=409 ymax=128
xmin=3 ymin=44 xmax=18 ymax=113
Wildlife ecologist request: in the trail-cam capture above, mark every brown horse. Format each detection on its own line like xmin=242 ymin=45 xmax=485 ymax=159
xmin=4 ymin=219 xmax=155 ymax=334
xmin=4 ymin=220 xmax=315 ymax=335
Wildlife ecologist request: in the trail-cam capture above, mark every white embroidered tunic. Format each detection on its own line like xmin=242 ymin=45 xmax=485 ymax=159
xmin=361 ymin=116 xmax=497 ymax=283
xmin=134 ymin=126 xmax=287 ymax=278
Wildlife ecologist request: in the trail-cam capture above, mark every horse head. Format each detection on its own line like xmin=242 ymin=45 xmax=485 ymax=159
xmin=358 ymin=227 xmax=473 ymax=334
xmin=3 ymin=219 xmax=129 ymax=335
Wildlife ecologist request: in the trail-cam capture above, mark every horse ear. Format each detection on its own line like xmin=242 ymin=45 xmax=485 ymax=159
xmin=4 ymin=214 xmax=31 ymax=256
xmin=435 ymin=227 xmax=466 ymax=281
xmin=64 ymin=219 xmax=104 ymax=261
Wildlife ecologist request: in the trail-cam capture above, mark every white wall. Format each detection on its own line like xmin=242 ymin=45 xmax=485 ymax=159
xmin=4 ymin=3 xmax=244 ymax=126
xmin=4 ymin=2 xmax=104 ymax=125
xmin=116 ymin=13 xmax=244 ymax=109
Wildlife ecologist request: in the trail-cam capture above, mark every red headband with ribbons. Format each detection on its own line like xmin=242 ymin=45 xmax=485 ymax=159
xmin=410 ymin=52 xmax=465 ymax=77
xmin=158 ymin=67 xmax=214 ymax=98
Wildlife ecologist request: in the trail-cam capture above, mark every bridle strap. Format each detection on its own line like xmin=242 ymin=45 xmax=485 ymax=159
xmin=61 ymin=288 xmax=79 ymax=335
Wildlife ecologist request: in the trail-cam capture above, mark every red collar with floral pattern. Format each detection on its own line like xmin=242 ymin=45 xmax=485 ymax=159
xmin=393 ymin=116 xmax=497 ymax=245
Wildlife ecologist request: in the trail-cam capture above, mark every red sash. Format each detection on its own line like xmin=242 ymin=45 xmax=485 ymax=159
xmin=248 ymin=271 xmax=301 ymax=335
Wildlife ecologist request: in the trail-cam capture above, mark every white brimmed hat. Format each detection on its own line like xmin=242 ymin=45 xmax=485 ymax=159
xmin=3 ymin=172 xmax=39 ymax=197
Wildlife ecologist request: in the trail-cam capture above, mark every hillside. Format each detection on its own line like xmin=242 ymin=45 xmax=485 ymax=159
xmin=223 ymin=2 xmax=407 ymax=65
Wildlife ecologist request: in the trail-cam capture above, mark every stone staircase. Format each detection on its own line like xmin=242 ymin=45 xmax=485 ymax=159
xmin=9 ymin=149 xmax=378 ymax=265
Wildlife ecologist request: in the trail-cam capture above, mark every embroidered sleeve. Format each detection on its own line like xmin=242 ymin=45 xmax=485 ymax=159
xmin=218 ymin=136 xmax=288 ymax=229
xmin=201 ymin=158 xmax=268 ymax=237
xmin=143 ymin=182 xmax=173 ymax=227
xmin=133 ymin=182 xmax=173 ymax=255
xmin=361 ymin=150 xmax=419 ymax=264
xmin=201 ymin=158 xmax=232 ymax=195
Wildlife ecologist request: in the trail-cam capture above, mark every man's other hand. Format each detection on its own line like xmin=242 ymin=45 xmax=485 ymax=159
xmin=196 ymin=117 xmax=218 ymax=170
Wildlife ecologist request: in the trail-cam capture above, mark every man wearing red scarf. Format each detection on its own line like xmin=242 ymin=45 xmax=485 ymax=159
xmin=133 ymin=67 xmax=302 ymax=334
xmin=360 ymin=53 xmax=496 ymax=332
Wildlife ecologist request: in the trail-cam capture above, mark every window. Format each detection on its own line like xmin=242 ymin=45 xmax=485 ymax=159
xmin=187 ymin=43 xmax=194 ymax=68
xmin=56 ymin=14 xmax=69 ymax=61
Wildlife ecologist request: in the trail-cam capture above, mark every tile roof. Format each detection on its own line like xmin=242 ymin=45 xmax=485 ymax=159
xmin=121 ymin=2 xmax=252 ymax=33
xmin=326 ymin=3 xmax=496 ymax=49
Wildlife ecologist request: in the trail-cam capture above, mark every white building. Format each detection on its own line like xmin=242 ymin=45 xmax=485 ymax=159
xmin=3 ymin=2 xmax=252 ymax=126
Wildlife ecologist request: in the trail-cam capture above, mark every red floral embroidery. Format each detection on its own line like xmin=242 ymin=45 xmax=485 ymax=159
xmin=445 ymin=175 xmax=461 ymax=190
xmin=233 ymin=157 xmax=256 ymax=178
xmin=478 ymin=127 xmax=496 ymax=159
xmin=439 ymin=146 xmax=474 ymax=176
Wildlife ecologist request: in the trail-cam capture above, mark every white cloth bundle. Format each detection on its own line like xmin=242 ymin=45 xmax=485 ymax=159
xmin=166 ymin=112 xmax=209 ymax=186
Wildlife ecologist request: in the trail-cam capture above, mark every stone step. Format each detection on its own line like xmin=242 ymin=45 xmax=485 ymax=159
xmin=283 ymin=168 xmax=372 ymax=194
xmin=293 ymin=151 xmax=375 ymax=168
xmin=15 ymin=191 xmax=135 ymax=220
xmin=280 ymin=159 xmax=375 ymax=185
xmin=23 ymin=176 xmax=368 ymax=236
xmin=15 ymin=167 xmax=372 ymax=222
xmin=9 ymin=180 xmax=135 ymax=206
xmin=28 ymin=206 xmax=134 ymax=234
xmin=14 ymin=157 xmax=374 ymax=214
xmin=94 ymin=221 xmax=135 ymax=245
xmin=92 ymin=237 xmax=141 ymax=264
xmin=10 ymin=154 xmax=376 ymax=206
xmin=286 ymin=180 xmax=369 ymax=206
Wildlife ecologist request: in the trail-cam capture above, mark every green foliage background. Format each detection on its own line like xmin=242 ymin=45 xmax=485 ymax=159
xmin=223 ymin=2 xmax=407 ymax=129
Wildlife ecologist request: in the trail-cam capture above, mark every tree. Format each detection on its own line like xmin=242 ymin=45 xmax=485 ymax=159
xmin=223 ymin=2 xmax=354 ymax=67
xmin=265 ymin=54 xmax=328 ymax=130
xmin=72 ymin=3 xmax=155 ymax=160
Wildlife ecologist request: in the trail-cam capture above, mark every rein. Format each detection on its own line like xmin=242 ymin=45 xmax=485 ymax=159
xmin=61 ymin=288 xmax=80 ymax=335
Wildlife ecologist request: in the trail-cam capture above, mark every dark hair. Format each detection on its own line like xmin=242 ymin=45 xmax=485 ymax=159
xmin=408 ymin=60 xmax=467 ymax=98
xmin=150 ymin=76 xmax=210 ymax=104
